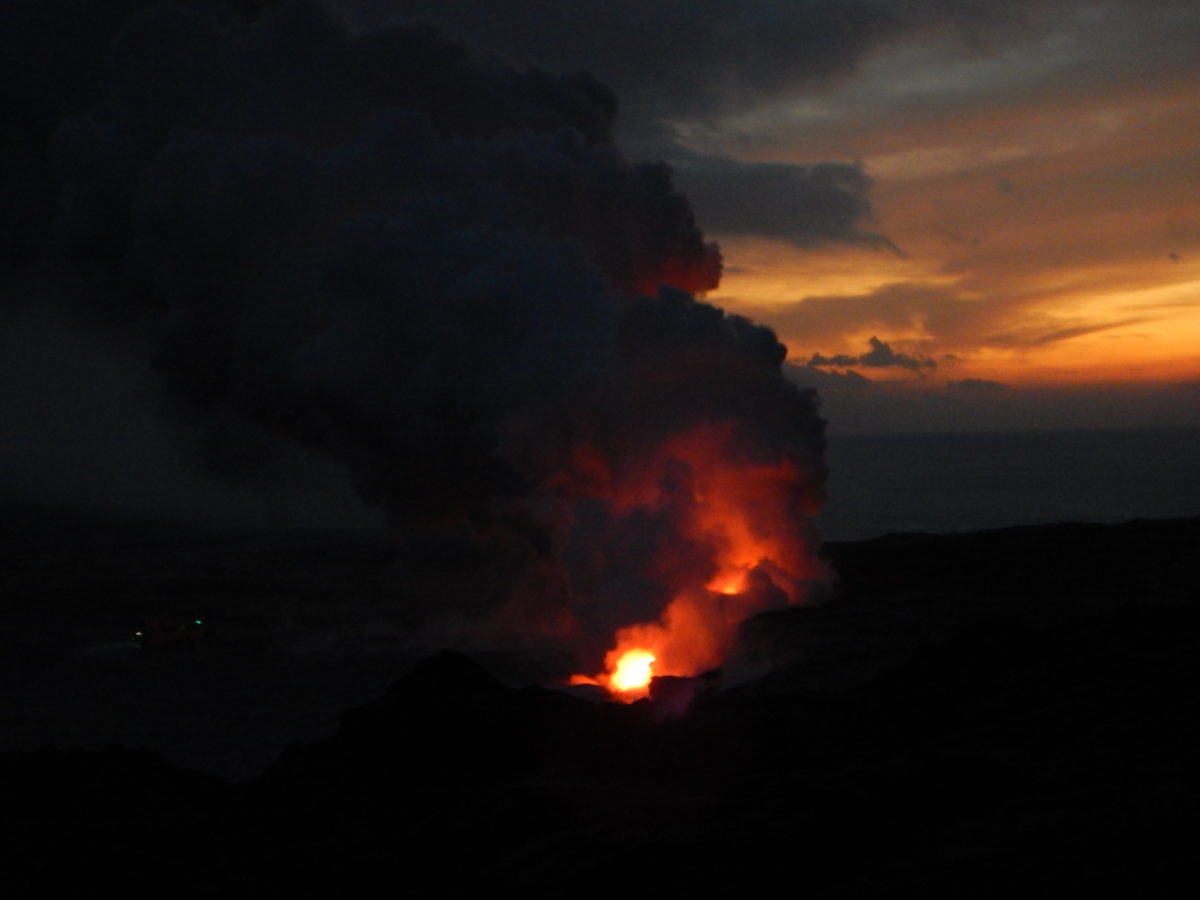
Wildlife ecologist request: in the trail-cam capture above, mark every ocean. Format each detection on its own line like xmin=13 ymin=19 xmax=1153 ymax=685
xmin=817 ymin=427 xmax=1200 ymax=541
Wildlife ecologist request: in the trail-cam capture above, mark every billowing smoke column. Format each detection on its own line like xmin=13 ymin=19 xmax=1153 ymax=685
xmin=5 ymin=1 xmax=827 ymax=687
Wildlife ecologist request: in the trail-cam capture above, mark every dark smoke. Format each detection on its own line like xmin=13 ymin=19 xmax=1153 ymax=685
xmin=334 ymin=0 xmax=1057 ymax=130
xmin=3 ymin=1 xmax=826 ymax=663
xmin=672 ymin=156 xmax=895 ymax=250
xmin=810 ymin=336 xmax=937 ymax=372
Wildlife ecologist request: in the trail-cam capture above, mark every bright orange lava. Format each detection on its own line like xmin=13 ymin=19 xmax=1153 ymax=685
xmin=569 ymin=648 xmax=658 ymax=699
xmin=567 ymin=422 xmax=825 ymax=702
xmin=610 ymin=650 xmax=656 ymax=693
xmin=708 ymin=569 xmax=748 ymax=596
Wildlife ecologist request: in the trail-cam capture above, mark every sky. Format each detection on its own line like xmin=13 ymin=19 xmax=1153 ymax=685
xmin=337 ymin=0 xmax=1200 ymax=432
xmin=2 ymin=0 xmax=1198 ymax=532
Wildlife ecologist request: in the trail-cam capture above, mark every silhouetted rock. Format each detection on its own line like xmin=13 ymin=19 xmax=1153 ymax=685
xmin=648 ymin=668 xmax=721 ymax=717
xmin=385 ymin=649 xmax=507 ymax=702
xmin=4 ymin=517 xmax=1198 ymax=893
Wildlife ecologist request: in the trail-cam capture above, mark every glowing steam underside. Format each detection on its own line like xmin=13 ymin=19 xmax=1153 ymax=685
xmin=569 ymin=422 xmax=824 ymax=700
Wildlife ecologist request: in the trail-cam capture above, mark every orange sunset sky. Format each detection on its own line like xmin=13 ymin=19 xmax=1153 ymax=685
xmin=706 ymin=41 xmax=1200 ymax=388
xmin=366 ymin=0 xmax=1200 ymax=431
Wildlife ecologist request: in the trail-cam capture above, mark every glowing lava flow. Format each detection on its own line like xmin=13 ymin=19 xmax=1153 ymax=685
xmin=567 ymin=422 xmax=825 ymax=702
xmin=610 ymin=650 xmax=656 ymax=693
xmin=571 ymin=647 xmax=657 ymax=699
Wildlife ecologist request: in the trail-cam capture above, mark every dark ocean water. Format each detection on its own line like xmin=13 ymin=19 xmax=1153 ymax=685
xmin=817 ymin=427 xmax=1200 ymax=541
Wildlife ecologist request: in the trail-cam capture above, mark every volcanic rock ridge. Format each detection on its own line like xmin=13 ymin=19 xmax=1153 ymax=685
xmin=4 ymin=517 xmax=1199 ymax=895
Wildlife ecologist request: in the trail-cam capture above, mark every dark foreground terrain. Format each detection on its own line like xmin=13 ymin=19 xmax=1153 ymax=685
xmin=3 ymin=512 xmax=1198 ymax=895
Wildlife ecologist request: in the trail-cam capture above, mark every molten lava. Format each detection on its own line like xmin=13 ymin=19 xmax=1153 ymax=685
xmin=570 ymin=647 xmax=657 ymax=699
xmin=610 ymin=650 xmax=656 ymax=693
xmin=568 ymin=421 xmax=825 ymax=701
xmin=708 ymin=570 xmax=748 ymax=596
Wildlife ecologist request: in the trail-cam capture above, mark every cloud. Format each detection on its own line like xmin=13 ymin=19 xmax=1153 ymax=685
xmin=859 ymin=336 xmax=937 ymax=370
xmin=735 ymin=276 xmax=1174 ymax=373
xmin=670 ymin=156 xmax=897 ymax=250
xmin=334 ymin=0 xmax=1060 ymax=133
xmin=736 ymin=283 xmax=986 ymax=353
xmin=1 ymin=0 xmax=830 ymax=665
xmin=786 ymin=362 xmax=874 ymax=392
xmin=321 ymin=2 xmax=1006 ymax=256
xmin=15 ymin=0 xmax=729 ymax=492
xmin=787 ymin=368 xmax=1200 ymax=436
xmin=987 ymin=318 xmax=1156 ymax=348
xmin=809 ymin=336 xmax=937 ymax=371
xmin=0 ymin=285 xmax=385 ymax=525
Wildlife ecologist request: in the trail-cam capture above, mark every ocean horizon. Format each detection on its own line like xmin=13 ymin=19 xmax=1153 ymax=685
xmin=817 ymin=426 xmax=1200 ymax=542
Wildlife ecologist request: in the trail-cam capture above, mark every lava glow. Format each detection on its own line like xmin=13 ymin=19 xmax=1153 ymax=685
xmin=568 ymin=421 xmax=825 ymax=702
xmin=610 ymin=650 xmax=657 ymax=693
xmin=570 ymin=647 xmax=658 ymax=699
xmin=708 ymin=569 xmax=749 ymax=596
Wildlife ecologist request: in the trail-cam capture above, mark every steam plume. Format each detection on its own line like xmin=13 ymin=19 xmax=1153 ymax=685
xmin=3 ymin=1 xmax=827 ymax=672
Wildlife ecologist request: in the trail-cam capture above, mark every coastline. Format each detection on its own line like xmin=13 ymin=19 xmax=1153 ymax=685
xmin=3 ymin=514 xmax=1197 ymax=891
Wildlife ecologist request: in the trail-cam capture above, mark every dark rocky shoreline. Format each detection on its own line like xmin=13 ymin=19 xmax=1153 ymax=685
xmin=4 ymin=515 xmax=1198 ymax=893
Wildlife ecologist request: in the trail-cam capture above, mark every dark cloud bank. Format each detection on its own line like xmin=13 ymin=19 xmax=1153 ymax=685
xmin=2 ymin=0 xmax=832 ymax=662
xmin=337 ymin=0 xmax=1053 ymax=126
xmin=671 ymin=156 xmax=895 ymax=250
xmin=335 ymin=0 xmax=966 ymax=249
xmin=809 ymin=335 xmax=937 ymax=372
